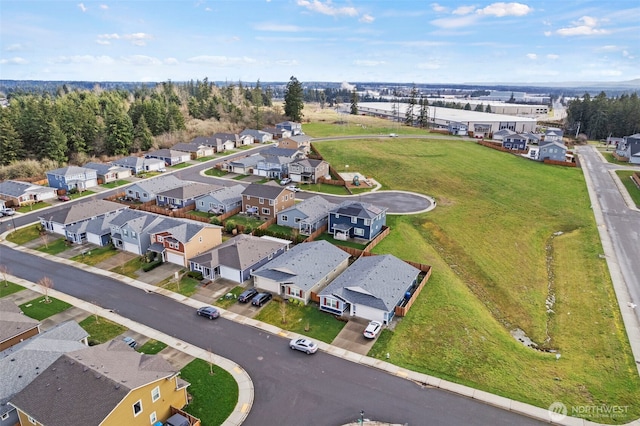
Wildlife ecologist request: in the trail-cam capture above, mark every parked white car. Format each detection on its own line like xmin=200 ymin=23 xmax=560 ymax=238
xmin=286 ymin=185 xmax=300 ymax=192
xmin=363 ymin=321 xmax=383 ymax=339
xmin=0 ymin=207 xmax=15 ymax=216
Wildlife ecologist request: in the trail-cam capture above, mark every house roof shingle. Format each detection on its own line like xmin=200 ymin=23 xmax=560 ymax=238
xmin=330 ymin=200 xmax=387 ymax=219
xmin=38 ymin=199 xmax=127 ymax=226
xmin=242 ymin=183 xmax=290 ymax=199
xmin=190 ymin=234 xmax=288 ymax=271
xmin=0 ymin=300 xmax=40 ymax=345
xmin=279 ymin=195 xmax=335 ymax=223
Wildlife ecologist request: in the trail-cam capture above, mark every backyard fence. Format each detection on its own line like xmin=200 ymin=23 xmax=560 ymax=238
xmin=632 ymin=172 xmax=640 ymax=188
xmin=542 ymin=158 xmax=577 ymax=167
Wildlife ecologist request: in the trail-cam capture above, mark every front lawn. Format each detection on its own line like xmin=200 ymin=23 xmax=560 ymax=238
xmin=16 ymin=202 xmax=50 ymax=213
xmin=180 ymin=359 xmax=238 ymax=426
xmin=302 ymin=183 xmax=350 ymax=195
xmin=0 ymin=281 xmax=25 ymax=298
xmin=137 ymin=339 xmax=168 ymax=354
xmin=254 ymin=299 xmax=346 ymax=343
xmin=110 ymin=256 xmax=145 ymax=278
xmin=616 ymin=170 xmax=640 ymax=208
xmin=70 ymin=245 xmax=120 ymax=266
xmin=205 ymin=168 xmax=228 ymax=177
xmin=214 ymin=286 xmax=244 ymax=309
xmin=79 ymin=315 xmax=128 ymax=346
xmin=19 ymin=296 xmax=72 ymax=320
xmin=36 ymin=238 xmax=70 ymax=255
xmin=5 ymin=224 xmax=41 ymax=244
xmin=169 ymin=162 xmax=191 ymax=169
xmin=158 ymin=273 xmax=201 ymax=297
xmin=101 ymin=180 xmax=130 ymax=189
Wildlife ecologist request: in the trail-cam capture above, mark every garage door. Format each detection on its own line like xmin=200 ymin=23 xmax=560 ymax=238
xmin=166 ymin=251 xmax=185 ymax=266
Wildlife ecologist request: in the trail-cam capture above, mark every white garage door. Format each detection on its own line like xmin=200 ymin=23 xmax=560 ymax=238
xmin=166 ymin=251 xmax=185 ymax=266
xmin=123 ymin=241 xmax=141 ymax=255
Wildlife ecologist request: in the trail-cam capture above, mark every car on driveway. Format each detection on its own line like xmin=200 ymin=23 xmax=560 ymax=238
xmin=196 ymin=305 xmax=220 ymax=319
xmin=238 ymin=288 xmax=259 ymax=303
xmin=58 ymin=195 xmax=71 ymax=202
xmin=0 ymin=207 xmax=15 ymax=216
xmin=251 ymin=292 xmax=272 ymax=307
xmin=122 ymin=336 xmax=137 ymax=349
xmin=289 ymin=338 xmax=318 ymax=354
xmin=363 ymin=320 xmax=382 ymax=339
xmin=286 ymin=185 xmax=300 ymax=192
xmin=280 ymin=177 xmax=292 ymax=185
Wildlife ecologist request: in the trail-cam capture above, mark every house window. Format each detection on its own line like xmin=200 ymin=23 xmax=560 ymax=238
xmin=157 ymin=236 xmax=164 ymax=242
xmin=354 ymin=228 xmax=364 ymax=236
xmin=281 ymin=215 xmax=288 ymax=222
xmin=364 ymin=219 xmax=371 ymax=226
xmin=150 ymin=412 xmax=157 ymax=424
xmin=132 ymin=231 xmax=137 ymax=239
xmin=324 ymin=297 xmax=339 ymax=309
xmin=262 ymin=208 xmax=270 ymax=215
xmin=151 ymin=386 xmax=160 ymax=402
xmin=169 ymin=241 xmax=178 ymax=249
xmin=123 ymin=229 xmax=128 ymax=237
xmin=143 ymin=193 xmax=148 ymax=198
xmin=199 ymin=236 xmax=203 ymax=242
xmin=269 ymin=199 xmax=274 ymax=205
xmin=259 ymin=197 xmax=264 ymax=204
xmin=133 ymin=400 xmax=143 ymax=416
xmin=294 ymin=217 xmax=301 ymax=223
xmin=351 ymin=216 xmax=357 ymax=224
xmin=0 ymin=413 xmax=8 ymax=421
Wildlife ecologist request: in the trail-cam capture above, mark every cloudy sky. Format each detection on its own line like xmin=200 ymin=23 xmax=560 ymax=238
xmin=1 ymin=0 xmax=638 ymax=84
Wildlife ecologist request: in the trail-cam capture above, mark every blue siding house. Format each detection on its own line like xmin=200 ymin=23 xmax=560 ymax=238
xmin=46 ymin=166 xmax=98 ymax=192
xmin=277 ymin=195 xmax=335 ymax=235
xmin=502 ymin=134 xmax=528 ymax=150
xmin=328 ymin=201 xmax=387 ymax=242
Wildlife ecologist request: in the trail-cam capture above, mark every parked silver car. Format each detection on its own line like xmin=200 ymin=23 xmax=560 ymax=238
xmin=289 ymin=338 xmax=318 ymax=354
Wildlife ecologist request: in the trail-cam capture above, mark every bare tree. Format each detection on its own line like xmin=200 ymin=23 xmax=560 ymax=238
xmin=38 ymin=276 xmax=54 ymax=303
xmin=280 ymin=299 xmax=288 ymax=324
xmin=39 ymin=233 xmax=49 ymax=249
xmin=0 ymin=265 xmax=8 ymax=287
xmin=207 ymin=347 xmax=215 ymax=375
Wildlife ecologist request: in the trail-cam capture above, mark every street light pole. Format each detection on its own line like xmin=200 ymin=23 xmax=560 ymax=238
xmin=360 ymin=410 xmax=364 ymax=424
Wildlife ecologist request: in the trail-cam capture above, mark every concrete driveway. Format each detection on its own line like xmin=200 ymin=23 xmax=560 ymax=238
xmin=331 ymin=317 xmax=378 ymax=355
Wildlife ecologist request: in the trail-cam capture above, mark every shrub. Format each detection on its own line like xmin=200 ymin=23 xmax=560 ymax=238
xmin=187 ymin=271 xmax=203 ymax=280
xmin=210 ymin=217 xmax=222 ymax=226
xmin=142 ymin=259 xmax=163 ymax=272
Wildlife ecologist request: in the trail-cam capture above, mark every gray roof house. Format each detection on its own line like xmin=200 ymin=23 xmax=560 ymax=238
xmin=276 ymin=121 xmax=302 ymax=136
xmin=492 ymin=128 xmax=516 ymax=141
xmin=108 ymin=209 xmax=166 ymax=255
xmin=319 ymin=254 xmax=421 ymax=324
xmin=195 ymin=184 xmax=245 ymax=215
xmin=38 ymin=199 xmax=128 ymax=239
xmin=225 ymin=154 xmax=265 ymax=174
xmin=171 ymin=142 xmax=215 ymax=159
xmin=616 ymin=133 xmax=640 ymax=165
xmin=83 ymin=162 xmax=132 ymax=182
xmin=46 ymin=166 xmax=98 ymax=192
xmin=112 ymin=156 xmax=166 ymax=174
xmin=278 ymin=134 xmax=312 ymax=154
xmin=538 ymin=140 xmax=568 ymax=162
xmin=189 ymin=234 xmax=290 ymax=283
xmin=0 ymin=321 xmax=88 ymax=426
xmin=288 ymin=158 xmax=330 ymax=184
xmin=0 ymin=180 xmax=57 ymax=207
xmin=156 ymin=182 xmax=220 ymax=208
xmin=0 ymin=300 xmax=41 ymax=352
xmin=125 ymin=174 xmax=186 ymax=202
xmin=241 ymin=129 xmax=273 ymax=143
xmin=251 ymin=240 xmax=351 ymax=304
xmin=277 ymin=195 xmax=336 ymax=235
xmin=145 ymin=149 xmax=191 ymax=166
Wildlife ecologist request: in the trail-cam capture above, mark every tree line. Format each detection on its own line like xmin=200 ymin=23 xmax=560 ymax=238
xmin=565 ymin=91 xmax=640 ymax=140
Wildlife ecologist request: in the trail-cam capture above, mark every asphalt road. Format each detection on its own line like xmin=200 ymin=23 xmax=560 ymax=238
xmin=0 ymin=244 xmax=543 ymax=426
xmin=579 ymin=146 xmax=640 ymax=324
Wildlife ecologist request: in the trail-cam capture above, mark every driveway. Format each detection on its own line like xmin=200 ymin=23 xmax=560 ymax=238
xmin=331 ymin=317 xmax=378 ymax=355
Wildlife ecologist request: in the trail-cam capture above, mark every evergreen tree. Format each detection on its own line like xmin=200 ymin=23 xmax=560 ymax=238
xmin=464 ymin=103 xmax=472 ymax=110
xmin=0 ymin=111 xmax=24 ymax=165
xmin=474 ymin=103 xmax=484 ymax=112
xmin=319 ymin=91 xmax=327 ymax=109
xmin=42 ymin=119 xmax=68 ymax=163
xmin=284 ymin=76 xmax=304 ymax=122
xmin=485 ymin=104 xmax=492 ymax=113
xmin=350 ymin=89 xmax=359 ymax=115
xmin=105 ymin=106 xmax=134 ymax=156
xmin=252 ymin=80 xmax=263 ymax=129
xmin=417 ymin=97 xmax=429 ymax=128
xmin=405 ymin=84 xmax=418 ymax=125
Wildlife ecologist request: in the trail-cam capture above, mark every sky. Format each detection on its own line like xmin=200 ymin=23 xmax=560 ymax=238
xmin=1 ymin=0 xmax=639 ymax=84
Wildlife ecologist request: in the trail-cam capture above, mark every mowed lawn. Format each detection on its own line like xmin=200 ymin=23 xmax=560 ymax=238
xmin=314 ymin=137 xmax=640 ymax=423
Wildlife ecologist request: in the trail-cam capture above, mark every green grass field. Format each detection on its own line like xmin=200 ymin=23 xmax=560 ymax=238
xmin=313 ymin=137 xmax=640 ymax=423
xmin=79 ymin=315 xmax=128 ymax=346
xmin=19 ymin=296 xmax=72 ymax=320
xmin=616 ymin=170 xmax=640 ymax=208
xmin=0 ymin=281 xmax=25 ymax=298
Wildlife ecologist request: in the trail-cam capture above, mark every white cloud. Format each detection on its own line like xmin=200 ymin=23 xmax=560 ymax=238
xmin=77 ymin=3 xmax=87 ymax=12
xmin=526 ymin=53 xmax=537 ymax=60
xmin=417 ymin=62 xmax=441 ymax=70
xmin=353 ymin=60 xmax=385 ymax=66
xmin=122 ymin=55 xmax=162 ymax=66
xmin=122 ymin=33 xmax=153 ymax=46
xmin=431 ymin=14 xmax=478 ymax=29
xmin=255 ymin=23 xmax=304 ymax=32
xmin=52 ymin=55 xmax=114 ymax=65
xmin=186 ymin=55 xmax=257 ymax=66
xmin=453 ymin=6 xmax=475 ymax=15
xmin=547 ymin=54 xmax=559 ymax=60
xmin=205 ymin=7 xmax=212 ymax=12
xmin=544 ymin=30 xmax=552 ymax=37
xmin=100 ymin=4 xmax=108 ymax=9
xmin=0 ymin=57 xmax=28 ymax=65
xmin=431 ymin=3 xmax=447 ymax=13
xmin=96 ymin=39 xmax=110 ymax=45
xmin=556 ymin=16 xmax=609 ymax=36
xmin=164 ymin=58 xmax=179 ymax=65
xmin=360 ymin=14 xmax=374 ymax=23
xmin=296 ymin=0 xmax=358 ymax=17
xmin=275 ymin=59 xmax=299 ymax=66
xmin=5 ymin=43 xmax=24 ymax=51
xmin=477 ymin=2 xmax=533 ymax=17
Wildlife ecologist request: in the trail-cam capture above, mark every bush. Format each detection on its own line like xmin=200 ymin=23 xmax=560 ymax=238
xmin=142 ymin=259 xmax=163 ymax=272
xmin=187 ymin=271 xmax=203 ymax=280
xmin=225 ymin=222 xmax=236 ymax=233
xmin=210 ymin=217 xmax=222 ymax=226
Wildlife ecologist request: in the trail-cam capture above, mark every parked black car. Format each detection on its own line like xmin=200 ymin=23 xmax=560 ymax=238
xmin=238 ymin=288 xmax=259 ymax=303
xmin=251 ymin=292 xmax=272 ymax=307
xmin=196 ymin=305 xmax=220 ymax=319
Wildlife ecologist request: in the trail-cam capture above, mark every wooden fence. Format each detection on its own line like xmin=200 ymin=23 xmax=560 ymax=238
xmin=217 ymin=206 xmax=242 ymax=222
xmin=476 ymin=140 xmax=528 ymax=155
xmin=302 ymin=224 xmax=329 ymax=243
xmin=613 ymin=152 xmax=629 ymax=162
xmin=632 ymin=172 xmax=640 ymax=188
xmin=543 ymin=158 xmax=577 ymax=167
xmin=395 ymin=266 xmax=432 ymax=317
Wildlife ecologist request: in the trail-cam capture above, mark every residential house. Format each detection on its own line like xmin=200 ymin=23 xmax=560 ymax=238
xmin=253 ymin=147 xmax=305 ymax=179
xmin=171 ymin=142 xmax=214 ymax=159
xmin=252 ymin=240 xmax=350 ymax=304
xmin=84 ymin=162 xmax=132 ymax=183
xmin=112 ymin=156 xmax=166 ymax=174
xmin=328 ymin=201 xmax=387 ymax=242
xmin=502 ymin=134 xmax=528 ymax=150
xmin=145 ymin=149 xmax=191 ymax=166
xmin=492 ymin=128 xmax=516 ymax=141
xmin=241 ymin=129 xmax=273 ymax=144
xmin=0 ymin=321 xmax=88 ymax=426
xmin=195 ymin=184 xmax=244 ymax=215
xmin=46 ymin=166 xmax=98 ymax=192
xmin=262 ymin=126 xmax=291 ymax=140
xmin=156 ymin=182 xmax=220 ymax=209
xmin=278 ymin=134 xmax=312 ymax=154
xmin=520 ymin=132 xmax=541 ymax=145
xmin=276 ymin=121 xmax=302 ymax=136
xmin=238 ymin=133 xmax=254 ymax=146
xmin=277 ymin=195 xmax=335 ymax=235
xmin=473 ymin=123 xmax=492 ymax=138
xmin=448 ymin=122 xmax=468 ymax=136
xmin=108 ymin=209 xmax=165 ymax=255
xmin=148 ymin=219 xmax=222 ymax=267
xmin=210 ymin=133 xmax=240 ymax=152
xmin=544 ymin=128 xmax=564 ymax=143
xmin=39 ymin=199 xmax=127 ymax=239
xmin=225 ymin=154 xmax=264 ymax=174
xmin=242 ymin=183 xmax=296 ymax=220
xmin=0 ymin=300 xmax=40 ymax=352
xmin=0 ymin=180 xmax=57 ymax=207
xmin=616 ymin=133 xmax=640 ymax=165
xmin=288 ymin=159 xmax=329 ymax=184
xmin=538 ymin=140 xmax=568 ymax=162
xmin=189 ymin=234 xmax=290 ymax=283
xmin=125 ymin=175 xmax=186 ymax=203
xmin=82 ymin=210 xmax=124 ymax=246
xmin=319 ymin=254 xmax=421 ymax=324
xmin=9 ymin=340 xmax=191 ymax=426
